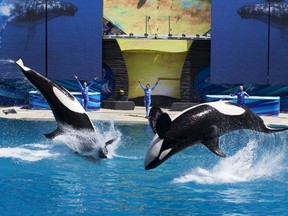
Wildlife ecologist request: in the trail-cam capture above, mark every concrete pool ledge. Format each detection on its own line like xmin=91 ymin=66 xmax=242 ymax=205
xmin=0 ymin=106 xmax=178 ymax=123
xmin=1 ymin=106 xmax=288 ymax=126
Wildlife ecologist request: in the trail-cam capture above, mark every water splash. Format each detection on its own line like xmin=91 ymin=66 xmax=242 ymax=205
xmin=0 ymin=143 xmax=59 ymax=162
xmin=0 ymin=58 xmax=23 ymax=79
xmin=0 ymin=58 xmax=14 ymax=64
xmin=53 ymin=122 xmax=122 ymax=159
xmin=173 ymin=135 xmax=287 ymax=184
xmin=113 ymin=154 xmax=143 ymax=160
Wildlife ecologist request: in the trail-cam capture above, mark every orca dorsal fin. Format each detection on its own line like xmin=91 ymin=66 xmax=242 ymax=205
xmin=148 ymin=106 xmax=164 ymax=134
xmin=44 ymin=128 xmax=63 ymax=139
xmin=148 ymin=106 xmax=172 ymax=138
xmin=155 ymin=113 xmax=172 ymax=139
xmin=203 ymin=137 xmax=226 ymax=158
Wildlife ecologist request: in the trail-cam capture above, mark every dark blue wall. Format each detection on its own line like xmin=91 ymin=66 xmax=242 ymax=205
xmin=0 ymin=0 xmax=102 ymax=80
xmin=211 ymin=0 xmax=288 ymax=85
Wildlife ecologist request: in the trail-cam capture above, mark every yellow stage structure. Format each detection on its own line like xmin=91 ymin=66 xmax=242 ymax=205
xmin=117 ymin=39 xmax=193 ymax=99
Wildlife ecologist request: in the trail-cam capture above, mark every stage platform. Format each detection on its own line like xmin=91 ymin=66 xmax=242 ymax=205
xmin=29 ymin=91 xmax=101 ymax=111
xmin=206 ymin=95 xmax=280 ymax=116
xmin=101 ymin=101 xmax=135 ymax=110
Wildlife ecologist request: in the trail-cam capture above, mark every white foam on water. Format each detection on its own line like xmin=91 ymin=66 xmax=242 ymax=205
xmin=53 ymin=122 xmax=122 ymax=159
xmin=0 ymin=143 xmax=59 ymax=162
xmin=0 ymin=58 xmax=15 ymax=64
xmin=173 ymin=138 xmax=286 ymax=184
xmin=113 ymin=154 xmax=143 ymax=160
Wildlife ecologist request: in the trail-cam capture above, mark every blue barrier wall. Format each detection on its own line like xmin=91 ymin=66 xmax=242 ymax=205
xmin=29 ymin=91 xmax=101 ymax=111
xmin=206 ymin=95 xmax=280 ymax=116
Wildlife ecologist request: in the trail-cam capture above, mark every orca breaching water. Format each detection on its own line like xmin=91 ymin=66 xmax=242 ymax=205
xmin=15 ymin=58 xmax=116 ymax=159
xmin=145 ymin=101 xmax=288 ymax=170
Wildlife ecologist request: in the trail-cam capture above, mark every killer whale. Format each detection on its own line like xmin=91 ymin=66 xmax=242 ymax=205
xmin=144 ymin=101 xmax=288 ymax=170
xmin=15 ymin=58 xmax=114 ymax=159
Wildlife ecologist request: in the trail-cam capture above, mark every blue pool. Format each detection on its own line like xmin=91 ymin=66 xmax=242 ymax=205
xmin=0 ymin=118 xmax=287 ymax=215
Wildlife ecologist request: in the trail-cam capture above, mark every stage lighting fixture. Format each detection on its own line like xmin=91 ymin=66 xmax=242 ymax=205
xmin=196 ymin=34 xmax=200 ymax=38
xmin=182 ymin=34 xmax=186 ymax=37
xmin=129 ymin=33 xmax=134 ymax=37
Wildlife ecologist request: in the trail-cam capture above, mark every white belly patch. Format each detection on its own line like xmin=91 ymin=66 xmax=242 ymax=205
xmin=53 ymin=87 xmax=85 ymax=114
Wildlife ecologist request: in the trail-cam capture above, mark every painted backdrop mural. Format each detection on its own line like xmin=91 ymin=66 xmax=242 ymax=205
xmin=103 ymin=0 xmax=211 ymax=99
xmin=104 ymin=0 xmax=211 ymax=36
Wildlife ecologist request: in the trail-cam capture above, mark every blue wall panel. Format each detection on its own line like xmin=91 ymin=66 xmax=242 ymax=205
xmin=211 ymin=0 xmax=270 ymax=84
xmin=0 ymin=0 xmax=102 ymax=80
xmin=47 ymin=0 xmax=103 ymax=80
xmin=269 ymin=3 xmax=288 ymax=85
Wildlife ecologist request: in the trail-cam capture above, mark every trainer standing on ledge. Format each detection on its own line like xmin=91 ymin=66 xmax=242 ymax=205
xmin=230 ymin=85 xmax=249 ymax=106
xmin=75 ymin=76 xmax=97 ymax=111
xmin=138 ymin=79 xmax=159 ymax=118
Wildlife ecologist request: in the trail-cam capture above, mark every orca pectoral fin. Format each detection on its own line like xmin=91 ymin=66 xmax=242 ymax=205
xmin=98 ymin=139 xmax=115 ymax=159
xmin=98 ymin=147 xmax=108 ymax=158
xmin=98 ymin=138 xmax=116 ymax=158
xmin=44 ymin=128 xmax=63 ymax=139
xmin=105 ymin=138 xmax=115 ymax=146
xmin=203 ymin=137 xmax=226 ymax=158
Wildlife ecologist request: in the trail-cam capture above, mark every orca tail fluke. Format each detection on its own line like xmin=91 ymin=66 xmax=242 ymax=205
xmin=44 ymin=128 xmax=63 ymax=139
xmin=15 ymin=58 xmax=31 ymax=72
xmin=98 ymin=148 xmax=108 ymax=158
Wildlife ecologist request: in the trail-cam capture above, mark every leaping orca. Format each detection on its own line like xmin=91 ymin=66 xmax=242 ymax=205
xmin=15 ymin=58 xmax=114 ymax=159
xmin=144 ymin=101 xmax=288 ymax=170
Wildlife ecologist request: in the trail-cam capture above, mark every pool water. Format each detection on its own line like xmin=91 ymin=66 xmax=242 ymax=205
xmin=0 ymin=118 xmax=287 ymax=215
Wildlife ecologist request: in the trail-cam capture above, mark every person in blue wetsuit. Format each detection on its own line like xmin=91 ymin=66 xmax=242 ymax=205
xmin=230 ymin=85 xmax=249 ymax=106
xmin=75 ymin=76 xmax=97 ymax=111
xmin=138 ymin=79 xmax=159 ymax=118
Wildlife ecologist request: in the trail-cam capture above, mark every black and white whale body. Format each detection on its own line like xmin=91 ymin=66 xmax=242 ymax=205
xmin=144 ymin=101 xmax=288 ymax=170
xmin=15 ymin=58 xmax=113 ymax=158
